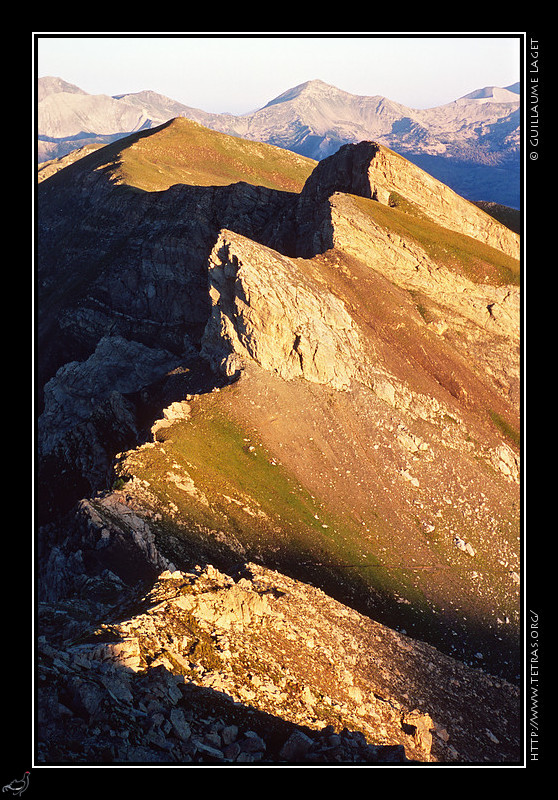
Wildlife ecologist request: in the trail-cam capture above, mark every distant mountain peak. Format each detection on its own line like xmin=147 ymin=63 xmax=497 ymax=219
xmin=263 ymin=79 xmax=344 ymax=108
xmin=38 ymin=76 xmax=88 ymax=102
xmin=37 ymin=75 xmax=521 ymax=206
xmin=113 ymin=88 xmax=157 ymax=100
xmin=458 ymin=84 xmax=520 ymax=104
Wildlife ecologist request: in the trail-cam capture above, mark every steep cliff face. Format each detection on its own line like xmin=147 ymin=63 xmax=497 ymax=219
xmin=201 ymin=230 xmax=367 ymax=390
xmin=37 ymin=136 xmax=300 ymax=393
xmin=280 ymin=140 xmax=519 ymax=259
xmin=36 ymin=121 xmax=522 ymax=764
xmin=37 ymin=126 xmax=304 ymax=514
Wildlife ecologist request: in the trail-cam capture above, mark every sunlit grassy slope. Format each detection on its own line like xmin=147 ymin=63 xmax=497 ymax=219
xmin=352 ymin=193 xmax=520 ymax=287
xmin=120 ymin=398 xmax=393 ymax=601
xmin=39 ymin=108 xmax=520 ymax=679
xmin=116 ymin=376 xmax=520 ymax=674
xmin=113 ymin=117 xmax=317 ymax=192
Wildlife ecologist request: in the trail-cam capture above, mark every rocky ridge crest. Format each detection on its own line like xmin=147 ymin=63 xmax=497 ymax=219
xmin=201 ymin=230 xmax=366 ymax=389
xmin=292 ymin=141 xmax=519 ymax=258
xmin=37 ymin=128 xmax=522 ymax=764
xmin=37 ymin=491 xmax=520 ymax=765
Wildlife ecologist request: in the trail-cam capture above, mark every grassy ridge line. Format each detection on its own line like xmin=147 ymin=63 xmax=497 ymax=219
xmin=352 ymin=193 xmax=520 ymax=287
xmin=117 ymin=389 xmax=519 ymax=667
xmin=114 ymin=117 xmax=317 ymax=193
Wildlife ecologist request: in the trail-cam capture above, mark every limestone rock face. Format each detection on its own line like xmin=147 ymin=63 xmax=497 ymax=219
xmin=201 ymin=230 xmax=366 ymax=390
xmin=327 ymin=191 xmax=520 ymax=342
xmin=37 ymin=166 xmax=294 ymax=393
xmin=39 ymin=336 xmax=183 ymax=455
xmin=296 ymin=141 xmax=519 ymax=259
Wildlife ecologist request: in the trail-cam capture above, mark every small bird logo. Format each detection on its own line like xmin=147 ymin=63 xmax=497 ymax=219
xmin=2 ymin=773 xmax=30 ymax=797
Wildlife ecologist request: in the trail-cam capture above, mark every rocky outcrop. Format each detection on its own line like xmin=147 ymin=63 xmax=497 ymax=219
xmin=39 ymin=336 xmax=183 ymax=456
xmin=37 ymin=154 xmax=296 ymax=394
xmin=37 ymin=494 xmax=520 ymax=764
xmin=38 ymin=136 xmax=518 ymax=426
xmin=201 ymin=230 xmax=367 ymax=390
xmin=326 ymin=191 xmax=520 ymax=341
xmin=37 ymin=153 xmax=299 ymax=511
xmin=289 ymin=141 xmax=519 ymax=259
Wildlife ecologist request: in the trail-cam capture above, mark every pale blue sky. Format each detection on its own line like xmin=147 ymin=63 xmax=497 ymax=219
xmin=35 ymin=33 xmax=523 ymax=114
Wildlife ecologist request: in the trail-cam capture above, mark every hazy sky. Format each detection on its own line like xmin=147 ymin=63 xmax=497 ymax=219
xmin=35 ymin=33 xmax=523 ymax=114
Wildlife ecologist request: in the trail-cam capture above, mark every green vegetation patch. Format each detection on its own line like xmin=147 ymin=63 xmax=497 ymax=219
xmin=352 ymin=193 xmax=520 ymax=287
xmin=121 ymin=398 xmax=430 ymax=624
xmin=407 ymin=288 xmax=436 ymax=324
xmin=489 ymin=409 xmax=520 ymax=448
xmin=139 ymin=405 xmax=366 ymax=564
xmin=118 ymin=391 xmax=521 ymax=666
xmin=116 ymin=118 xmax=316 ymax=193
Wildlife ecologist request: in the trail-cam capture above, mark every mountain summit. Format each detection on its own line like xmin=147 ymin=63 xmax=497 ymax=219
xmin=458 ymin=84 xmax=520 ymax=103
xmin=261 ymin=78 xmax=379 ymax=108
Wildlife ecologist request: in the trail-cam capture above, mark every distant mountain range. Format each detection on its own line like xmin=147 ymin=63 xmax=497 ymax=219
xmin=37 ymin=76 xmax=521 ymax=208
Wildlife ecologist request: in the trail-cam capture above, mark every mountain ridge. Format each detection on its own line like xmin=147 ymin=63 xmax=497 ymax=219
xmin=36 ymin=119 xmax=522 ymax=764
xmin=37 ymin=75 xmax=521 ymax=207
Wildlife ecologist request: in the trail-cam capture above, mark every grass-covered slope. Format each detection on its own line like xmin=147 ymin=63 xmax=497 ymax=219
xmin=109 ymin=117 xmax=317 ymax=192
xmin=115 ymin=347 xmax=520 ymax=681
xmin=117 ymin=387 xmax=384 ymax=605
xmin=353 ymin=192 xmax=520 ymax=287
